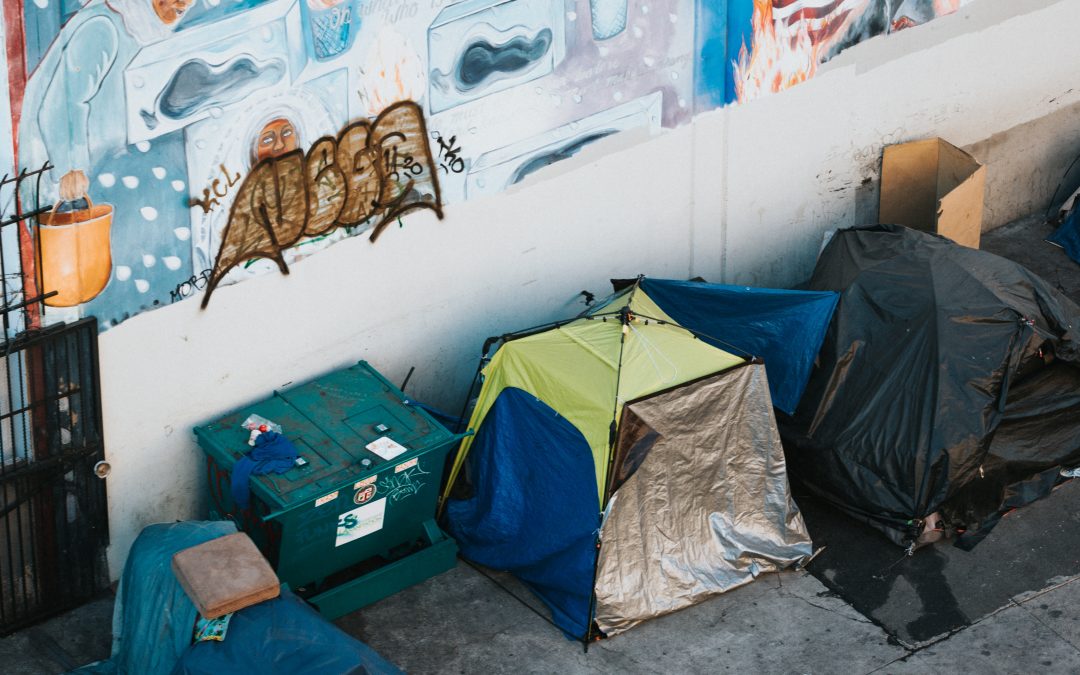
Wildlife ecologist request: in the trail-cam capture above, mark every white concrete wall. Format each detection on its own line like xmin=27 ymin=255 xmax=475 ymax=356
xmin=98 ymin=0 xmax=1080 ymax=577
xmin=694 ymin=0 xmax=1080 ymax=287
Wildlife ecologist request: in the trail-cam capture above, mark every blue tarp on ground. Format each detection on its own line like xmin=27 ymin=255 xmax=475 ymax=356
xmin=71 ymin=521 xmax=401 ymax=675
xmin=445 ymin=387 xmax=599 ymax=639
xmin=1048 ymin=208 xmax=1080 ymax=265
xmin=173 ymin=588 xmax=400 ymax=675
xmin=71 ymin=521 xmax=238 ymax=675
xmin=640 ymin=278 xmax=840 ymax=415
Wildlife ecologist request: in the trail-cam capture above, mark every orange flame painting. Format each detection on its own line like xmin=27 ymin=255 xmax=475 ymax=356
xmin=734 ymin=0 xmax=869 ymax=103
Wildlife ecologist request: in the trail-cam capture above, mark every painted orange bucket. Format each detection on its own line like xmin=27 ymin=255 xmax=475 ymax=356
xmin=37 ymin=197 xmax=113 ymax=307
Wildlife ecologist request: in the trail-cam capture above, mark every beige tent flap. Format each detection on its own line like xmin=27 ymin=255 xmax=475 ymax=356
xmin=593 ymin=363 xmax=812 ymax=635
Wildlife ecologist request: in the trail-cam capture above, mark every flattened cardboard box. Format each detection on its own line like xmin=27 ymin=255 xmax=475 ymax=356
xmin=880 ymin=137 xmax=986 ymax=249
xmin=172 ymin=532 xmax=280 ymax=619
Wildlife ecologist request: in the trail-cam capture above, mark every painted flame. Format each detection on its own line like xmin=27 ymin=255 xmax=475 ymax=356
xmin=733 ymin=0 xmax=869 ymax=104
xmin=734 ymin=1 xmax=818 ymax=103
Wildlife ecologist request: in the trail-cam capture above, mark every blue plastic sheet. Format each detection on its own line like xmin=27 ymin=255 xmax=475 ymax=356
xmin=640 ymin=278 xmax=839 ymax=415
xmin=71 ymin=521 xmax=401 ymax=675
xmin=71 ymin=521 xmax=238 ymax=675
xmin=172 ymin=588 xmax=400 ymax=675
xmin=1047 ymin=209 xmax=1080 ymax=265
xmin=446 ymin=387 xmax=599 ymax=639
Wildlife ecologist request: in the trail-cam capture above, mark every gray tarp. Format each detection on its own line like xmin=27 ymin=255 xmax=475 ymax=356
xmin=594 ymin=364 xmax=812 ymax=635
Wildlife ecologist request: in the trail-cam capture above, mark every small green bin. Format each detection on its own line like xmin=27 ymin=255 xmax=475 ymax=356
xmin=193 ymin=361 xmax=459 ymax=619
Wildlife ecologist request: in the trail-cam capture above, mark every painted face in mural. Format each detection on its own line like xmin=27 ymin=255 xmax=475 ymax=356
xmin=152 ymin=0 xmax=197 ymax=26
xmin=255 ymin=118 xmax=299 ymax=161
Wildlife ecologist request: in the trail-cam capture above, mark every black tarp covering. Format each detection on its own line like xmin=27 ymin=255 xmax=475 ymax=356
xmin=781 ymin=224 xmax=1080 ymax=545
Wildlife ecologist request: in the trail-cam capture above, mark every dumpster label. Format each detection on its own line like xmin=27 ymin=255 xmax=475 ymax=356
xmin=395 ymin=458 xmax=418 ymax=473
xmin=354 ymin=475 xmax=378 ymax=489
xmin=354 ymin=484 xmax=377 ymax=505
xmin=315 ymin=491 xmax=339 ymax=507
xmin=335 ymin=499 xmax=387 ymax=547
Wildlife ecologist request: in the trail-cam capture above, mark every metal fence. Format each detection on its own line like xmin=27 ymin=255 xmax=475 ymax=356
xmin=0 ymin=163 xmax=108 ymax=634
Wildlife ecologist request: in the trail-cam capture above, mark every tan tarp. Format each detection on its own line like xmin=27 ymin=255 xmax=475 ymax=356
xmin=593 ymin=363 xmax=812 ymax=635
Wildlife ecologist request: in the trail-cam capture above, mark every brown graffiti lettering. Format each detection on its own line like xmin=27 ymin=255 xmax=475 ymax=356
xmin=200 ymin=101 xmax=443 ymax=308
xmin=189 ymin=164 xmax=242 ymax=214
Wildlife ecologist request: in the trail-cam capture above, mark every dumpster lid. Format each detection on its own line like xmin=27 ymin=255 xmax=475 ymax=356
xmin=195 ymin=362 xmax=456 ymax=513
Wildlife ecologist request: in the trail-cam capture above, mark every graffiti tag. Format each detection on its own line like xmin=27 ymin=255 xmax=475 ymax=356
xmin=432 ymin=132 xmax=465 ymax=175
xmin=201 ymin=101 xmax=443 ymax=308
xmin=170 ymin=268 xmax=212 ymax=303
xmin=189 ymin=164 xmax=243 ymax=214
xmin=377 ymin=463 xmax=430 ymax=503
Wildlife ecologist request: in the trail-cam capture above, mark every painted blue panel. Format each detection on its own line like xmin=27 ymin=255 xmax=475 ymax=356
xmin=724 ymin=1 xmax=753 ymax=104
xmin=693 ymin=0 xmax=729 ymax=112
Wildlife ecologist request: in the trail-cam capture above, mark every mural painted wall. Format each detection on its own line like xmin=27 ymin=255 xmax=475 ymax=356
xmin=721 ymin=1 xmax=973 ymax=104
xmin=1 ymin=0 xmax=971 ymax=330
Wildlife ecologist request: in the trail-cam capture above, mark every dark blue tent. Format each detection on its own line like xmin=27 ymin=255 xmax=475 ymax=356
xmin=1048 ymin=207 xmax=1080 ymax=265
xmin=445 ymin=388 xmax=598 ymax=638
xmin=639 ymin=278 xmax=839 ymax=415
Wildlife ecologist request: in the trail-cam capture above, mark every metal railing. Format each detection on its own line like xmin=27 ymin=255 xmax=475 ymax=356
xmin=0 ymin=163 xmax=108 ymax=634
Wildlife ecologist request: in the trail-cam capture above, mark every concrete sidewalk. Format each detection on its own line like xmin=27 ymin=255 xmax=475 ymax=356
xmin=4 ymin=215 xmax=1079 ymax=673
xmin=337 ymin=560 xmax=1080 ymax=674
xmin=4 ymin=559 xmax=1079 ymax=674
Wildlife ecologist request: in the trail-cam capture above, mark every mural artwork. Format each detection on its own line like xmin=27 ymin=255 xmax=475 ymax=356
xmin=0 ymin=0 xmax=972 ymax=328
xmin=203 ymin=100 xmax=441 ymax=306
xmin=720 ymin=1 xmax=973 ymax=105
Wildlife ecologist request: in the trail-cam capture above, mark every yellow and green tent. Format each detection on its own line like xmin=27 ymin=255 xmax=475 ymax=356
xmin=443 ymin=279 xmax=826 ymax=641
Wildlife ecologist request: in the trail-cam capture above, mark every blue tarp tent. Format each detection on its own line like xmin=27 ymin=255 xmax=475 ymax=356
xmin=446 ymin=389 xmax=599 ymax=638
xmin=638 ymin=278 xmax=839 ymax=415
xmin=1048 ymin=207 xmax=1080 ymax=265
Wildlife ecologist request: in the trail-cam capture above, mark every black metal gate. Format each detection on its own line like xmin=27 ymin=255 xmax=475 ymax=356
xmin=0 ymin=164 xmax=109 ymax=634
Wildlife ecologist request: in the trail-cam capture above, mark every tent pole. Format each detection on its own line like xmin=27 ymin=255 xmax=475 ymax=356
xmin=437 ymin=338 xmax=499 ymax=517
xmin=584 ymin=291 xmax=637 ymax=648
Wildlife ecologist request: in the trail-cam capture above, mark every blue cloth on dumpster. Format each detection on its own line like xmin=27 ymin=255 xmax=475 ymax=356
xmin=230 ymin=431 xmax=298 ymax=509
xmin=171 ymin=587 xmax=401 ymax=675
xmin=1047 ymin=208 xmax=1080 ymax=265
xmin=69 ymin=520 xmax=238 ymax=675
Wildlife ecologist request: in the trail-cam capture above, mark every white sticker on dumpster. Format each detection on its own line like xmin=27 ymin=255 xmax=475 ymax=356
xmin=366 ymin=436 xmax=408 ymax=460
xmin=335 ymin=498 xmax=387 ymax=547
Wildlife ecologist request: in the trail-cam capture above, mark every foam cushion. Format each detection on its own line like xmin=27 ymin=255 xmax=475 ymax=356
xmin=172 ymin=532 xmax=280 ymax=619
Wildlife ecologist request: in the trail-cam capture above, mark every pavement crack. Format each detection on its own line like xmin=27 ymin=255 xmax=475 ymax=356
xmin=779 ymin=590 xmax=875 ymax=625
xmin=1016 ymin=600 xmax=1080 ymax=655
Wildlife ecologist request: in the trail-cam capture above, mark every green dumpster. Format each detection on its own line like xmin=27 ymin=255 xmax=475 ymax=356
xmin=193 ymin=361 xmax=459 ymax=619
